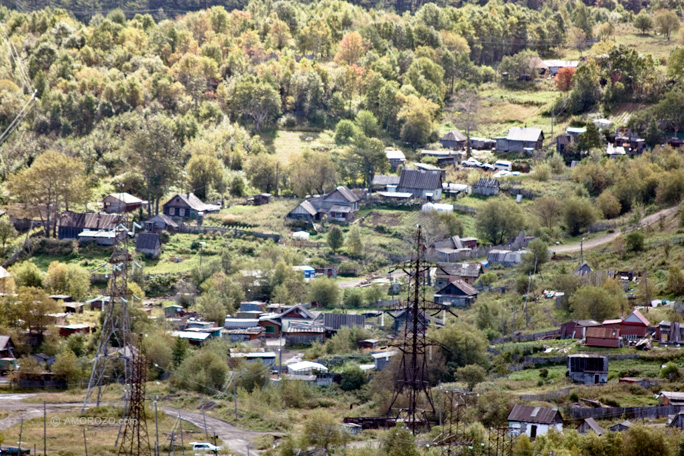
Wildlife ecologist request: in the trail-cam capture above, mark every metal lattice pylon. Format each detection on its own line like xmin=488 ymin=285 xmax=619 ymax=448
xmin=118 ymin=349 xmax=151 ymax=456
xmin=82 ymin=221 xmax=133 ymax=413
xmin=387 ymin=226 xmax=455 ymax=433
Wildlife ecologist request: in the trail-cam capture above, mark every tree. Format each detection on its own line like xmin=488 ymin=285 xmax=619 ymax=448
xmin=226 ymin=76 xmax=281 ymax=132
xmin=52 ymin=350 xmax=83 ymax=384
xmin=626 ymin=230 xmax=645 ymax=252
xmin=577 ymin=123 xmax=602 ymax=152
xmin=355 ymin=110 xmax=378 ymax=137
xmin=196 ymin=289 xmax=227 ymax=326
xmin=327 ymin=226 xmax=344 ymax=253
xmin=185 ymin=154 xmax=224 ymax=201
xmin=655 ymin=10 xmax=680 ymax=41
xmin=346 ymin=226 xmax=364 ymax=258
xmin=11 ymin=261 xmax=43 ymax=288
xmin=451 ymin=88 xmax=480 ymax=155
xmin=555 ymin=67 xmax=576 ymax=92
xmin=15 ymin=287 xmax=59 ymax=338
xmin=173 ymin=349 xmax=227 ymax=394
xmin=623 ymin=426 xmax=670 ymax=456
xmin=596 ymin=191 xmax=622 ymax=219
xmin=171 ymin=336 xmax=189 ymax=367
xmin=346 ymin=135 xmax=388 ymax=188
xmin=0 ymin=218 xmax=17 ymax=252
xmin=569 ymin=285 xmax=620 ymax=321
xmin=563 ymin=197 xmax=598 ymax=235
xmin=533 ymin=195 xmax=563 ymax=229
xmin=668 ymin=265 xmax=684 ymax=295
xmin=340 ymin=364 xmax=366 ymax=391
xmin=398 ymin=95 xmax=439 ymax=145
xmin=334 ymin=120 xmax=358 ymax=144
xmin=433 ymin=321 xmax=488 ymax=370
xmin=380 ymin=425 xmax=420 ymax=456
xmin=456 ymin=364 xmax=487 ymax=390
xmin=334 ymin=32 xmax=368 ymax=66
xmin=634 ymin=11 xmax=654 ymax=34
xmin=245 ymin=154 xmax=278 ymax=194
xmin=303 ymin=409 xmax=345 ymax=453
xmin=126 ymin=115 xmax=181 ymax=216
xmin=661 ymin=361 xmax=682 ymax=382
xmin=309 ymin=277 xmax=340 ymax=308
xmin=7 ymin=151 xmax=89 ymax=237
xmin=520 ymin=239 xmax=549 ymax=274
xmin=288 ymin=151 xmax=337 ymax=197
xmin=475 ymin=198 xmax=525 ymax=245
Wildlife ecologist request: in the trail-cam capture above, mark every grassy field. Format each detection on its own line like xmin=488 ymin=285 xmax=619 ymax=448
xmin=269 ymin=129 xmax=340 ymax=164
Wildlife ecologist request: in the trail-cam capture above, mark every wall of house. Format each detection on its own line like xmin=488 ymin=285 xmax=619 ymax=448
xmin=569 ymin=371 xmax=608 ymax=385
xmin=509 ymin=422 xmax=562 ymax=438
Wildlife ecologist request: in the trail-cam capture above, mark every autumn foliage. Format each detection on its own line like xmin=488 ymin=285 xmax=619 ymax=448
xmin=555 ymin=67 xmax=576 ymax=92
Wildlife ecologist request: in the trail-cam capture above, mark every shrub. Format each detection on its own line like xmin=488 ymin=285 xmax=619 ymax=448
xmin=626 ymin=230 xmax=645 ymax=252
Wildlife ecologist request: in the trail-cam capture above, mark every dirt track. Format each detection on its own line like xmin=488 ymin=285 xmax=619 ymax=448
xmin=552 ymin=206 xmax=678 ymax=254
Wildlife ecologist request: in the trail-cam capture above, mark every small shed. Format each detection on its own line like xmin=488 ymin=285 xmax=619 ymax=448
xmin=585 ymin=327 xmax=622 ymax=348
xmin=439 ymin=129 xmax=467 ymax=149
xmin=372 ymin=351 xmax=397 ymax=370
xmin=507 ymin=405 xmax=563 ymax=439
xmin=358 ymin=339 xmax=380 ymax=350
xmin=434 ymin=280 xmax=478 ymax=307
xmin=576 ymin=418 xmax=604 ymax=435
xmin=567 ymin=354 xmax=608 ymax=385
xmin=608 ymin=421 xmax=632 ymax=432
xmin=103 ymin=193 xmax=146 ymax=214
xmin=164 ymin=305 xmax=183 ymax=318
xmin=58 ymin=324 xmax=94 ymax=338
xmin=136 ymin=232 xmax=161 ymax=258
xmin=143 ymin=214 xmax=179 ymax=233
xmin=229 ymin=351 xmax=277 ymax=367
xmin=253 ymin=193 xmax=272 ymax=205
xmin=292 ymin=231 xmax=310 ymax=241
xmin=287 ymin=361 xmax=329 ymax=375
xmin=472 ymin=178 xmax=500 ymax=196
xmin=293 ymin=265 xmax=316 ymax=280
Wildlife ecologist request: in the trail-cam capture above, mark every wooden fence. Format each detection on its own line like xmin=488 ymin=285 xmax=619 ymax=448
xmin=567 ymin=404 xmax=684 ymax=421
xmin=491 ymin=329 xmax=561 ymax=345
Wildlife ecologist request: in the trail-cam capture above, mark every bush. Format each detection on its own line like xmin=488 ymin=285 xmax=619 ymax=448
xmin=338 ymin=261 xmax=359 ymax=277
xmin=626 ymin=230 xmax=645 ymax=252
xmin=334 ymin=120 xmax=358 ymax=144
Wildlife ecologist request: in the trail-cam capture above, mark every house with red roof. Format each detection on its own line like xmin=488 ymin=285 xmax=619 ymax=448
xmin=601 ymin=310 xmax=650 ymax=341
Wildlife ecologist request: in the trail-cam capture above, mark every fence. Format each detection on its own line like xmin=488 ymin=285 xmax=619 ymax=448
xmin=491 ymin=329 xmax=561 ymax=345
xmin=521 ymin=353 xmax=640 ymax=367
xmin=567 ymin=404 xmax=684 ymax=421
xmin=178 ymin=224 xmax=281 ymax=243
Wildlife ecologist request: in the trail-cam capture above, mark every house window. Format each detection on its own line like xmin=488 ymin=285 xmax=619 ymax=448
xmin=265 ymin=325 xmax=275 ymax=334
xmin=530 ymin=425 xmax=537 ymax=439
xmin=179 ymin=208 xmax=185 ymax=217
xmin=169 ymin=208 xmax=175 ymax=216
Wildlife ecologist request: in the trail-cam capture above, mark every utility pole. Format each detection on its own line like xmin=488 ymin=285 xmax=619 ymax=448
xmin=83 ymin=428 xmax=88 ymax=456
xmin=201 ymin=400 xmax=209 ymax=440
xmin=18 ymin=416 xmax=23 ymax=453
xmin=233 ymin=367 xmax=238 ymax=420
xmin=178 ymin=413 xmax=185 ymax=456
xmin=43 ymin=401 xmax=46 ymax=456
xmin=154 ymin=396 xmax=160 ymax=456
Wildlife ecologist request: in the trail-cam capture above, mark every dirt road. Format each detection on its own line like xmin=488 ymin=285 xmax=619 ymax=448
xmin=552 ymin=206 xmax=678 ymax=254
xmin=163 ymin=406 xmax=281 ymax=456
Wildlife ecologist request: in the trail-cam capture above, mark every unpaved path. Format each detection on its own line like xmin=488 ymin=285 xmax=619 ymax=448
xmin=163 ymin=406 xmax=282 ymax=456
xmin=552 ymin=206 xmax=677 ymax=254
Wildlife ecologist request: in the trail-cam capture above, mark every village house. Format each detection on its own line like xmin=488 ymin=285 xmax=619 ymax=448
xmin=143 ymin=214 xmax=179 ymax=233
xmin=58 ymin=324 xmax=94 ymax=338
xmin=170 ymin=330 xmax=211 ymax=346
xmin=103 ymin=193 xmax=146 ymax=214
xmin=224 ymin=327 xmax=265 ymax=343
xmin=286 ymin=186 xmax=361 ymax=224
xmin=567 ymin=354 xmax=608 ymax=385
xmin=396 ymin=168 xmax=443 ymax=200
xmin=385 ymin=149 xmax=406 ymax=169
xmin=657 ymin=320 xmax=684 ymax=344
xmin=559 ymin=320 xmax=601 ymax=339
xmin=508 ymin=405 xmax=563 ymax=439
xmin=470 ymin=137 xmax=496 ymax=150
xmin=434 ymin=280 xmax=479 ymax=307
xmin=585 ymin=327 xmax=622 ymax=348
xmin=573 ymin=262 xmax=593 ymax=276
xmin=162 ymin=193 xmax=221 ymax=220
xmin=372 ymin=351 xmax=397 ymax=370
xmin=542 ymin=60 xmax=579 ymax=76
xmin=486 ymin=250 xmax=526 ymax=267
xmin=601 ymin=310 xmax=650 ymax=341
xmin=0 ymin=335 xmax=15 ymax=359
xmin=322 ymin=313 xmax=366 ymax=337
xmin=431 ymin=236 xmax=477 ymax=262
xmin=135 ymin=232 xmax=161 ymax=258
xmin=371 ymin=175 xmax=401 ymax=192
xmin=283 ymin=320 xmax=325 ymax=345
xmin=669 ymin=412 xmax=684 ymax=430
xmin=556 ymin=126 xmax=586 ymax=154
xmin=434 ymin=262 xmax=485 ymax=288
xmin=57 ymin=212 xmax=120 ymax=241
xmin=576 ymin=418 xmax=604 ymax=435
xmin=229 ymin=351 xmax=277 ymax=368
xmin=661 ymin=391 xmax=684 ymax=406
xmin=252 ymin=193 xmax=271 ymax=205
xmin=472 ymin=178 xmax=500 ymax=196
xmin=614 ymin=127 xmax=646 ymax=155
xmin=419 ymin=150 xmax=464 ymax=166
xmin=495 ymin=127 xmax=544 ymax=153
xmin=439 ymin=129 xmax=467 ymax=149
xmin=257 ymin=304 xmax=319 ymax=338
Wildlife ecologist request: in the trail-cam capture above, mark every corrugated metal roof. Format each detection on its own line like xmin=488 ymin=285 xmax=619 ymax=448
xmin=108 ymin=193 xmax=144 ymax=204
xmin=372 ymin=175 xmax=401 ymax=186
xmin=508 ymin=405 xmax=562 ymax=424
xmin=398 ymin=169 xmax=442 ymax=190
xmin=506 ymin=127 xmax=543 ymax=142
xmin=325 ymin=186 xmax=360 ymax=203
xmin=165 ymin=193 xmax=221 ymax=212
xmin=323 ymin=313 xmax=366 ymax=330
xmin=474 ymin=178 xmax=499 ymax=188
xmin=585 ymin=327 xmax=620 ymax=339
xmin=59 ymin=212 xmax=120 ymax=230
xmin=136 ymin=233 xmax=160 ymax=251
xmin=440 ymin=129 xmax=467 ymax=142
xmin=385 ymin=149 xmax=406 ymax=160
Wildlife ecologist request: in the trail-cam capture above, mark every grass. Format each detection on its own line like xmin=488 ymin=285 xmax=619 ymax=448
xmin=270 ymin=129 xmax=340 ymax=164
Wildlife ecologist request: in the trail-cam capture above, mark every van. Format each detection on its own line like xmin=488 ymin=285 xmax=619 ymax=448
xmin=494 ymin=160 xmax=512 ymax=171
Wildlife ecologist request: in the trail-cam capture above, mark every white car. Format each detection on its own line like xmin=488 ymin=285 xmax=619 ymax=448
xmin=461 ymin=158 xmax=481 ymax=167
xmin=190 ymin=442 xmax=221 ymax=452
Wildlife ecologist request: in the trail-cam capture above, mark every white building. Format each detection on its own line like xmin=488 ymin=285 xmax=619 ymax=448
xmin=508 ymin=405 xmax=563 ymax=439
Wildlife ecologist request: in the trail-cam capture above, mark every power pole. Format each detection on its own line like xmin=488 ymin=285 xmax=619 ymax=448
xmin=154 ymin=397 xmax=160 ymax=456
xmin=83 ymin=428 xmax=88 ymax=456
xmin=43 ymin=401 xmax=47 ymax=456
xmin=117 ymin=348 xmax=152 ymax=456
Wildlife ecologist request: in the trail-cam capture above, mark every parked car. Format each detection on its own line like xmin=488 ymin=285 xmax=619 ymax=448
xmin=190 ymin=442 xmax=221 ymax=453
xmin=480 ymin=163 xmax=496 ymax=171
xmin=461 ymin=158 xmax=481 ymax=167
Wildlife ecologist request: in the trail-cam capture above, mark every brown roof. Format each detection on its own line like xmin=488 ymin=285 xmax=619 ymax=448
xmin=508 ymin=405 xmax=563 ymax=425
xmin=585 ymin=327 xmax=620 ymax=339
xmin=325 ymin=186 xmax=360 ymax=203
xmin=58 ymin=212 xmax=120 ymax=230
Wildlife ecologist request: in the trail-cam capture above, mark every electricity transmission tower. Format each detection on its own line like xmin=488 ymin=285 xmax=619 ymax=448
xmin=118 ymin=349 xmax=152 ymax=456
xmin=82 ymin=221 xmax=133 ymax=413
xmin=387 ymin=226 xmax=455 ymax=432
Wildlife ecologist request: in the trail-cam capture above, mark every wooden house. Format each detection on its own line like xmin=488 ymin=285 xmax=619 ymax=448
xmin=162 ymin=193 xmax=221 ymax=220
xmin=584 ymin=327 xmax=622 ymax=348
xmin=385 ymin=149 xmax=406 ymax=169
xmin=601 ymin=310 xmax=650 ymax=340
xmin=560 ymin=320 xmax=601 ymax=339
xmin=252 ymin=193 xmax=271 ymax=205
xmin=439 ymin=129 xmax=467 ymax=149
xmin=103 ymin=193 xmax=146 ymax=214
xmin=135 ymin=232 xmax=161 ymax=258
xmin=286 ymin=186 xmax=360 ymax=224
xmin=0 ymin=335 xmax=15 ymax=359
xmin=495 ymin=127 xmax=544 ymax=153
xmin=435 ymin=263 xmax=485 ymax=288
xmin=143 ymin=214 xmax=179 ymax=232
xmin=396 ymin=169 xmax=443 ymax=200
xmin=57 ymin=212 xmax=120 ymax=240
xmin=434 ymin=280 xmax=478 ymax=307
xmin=57 ymin=324 xmax=94 ymax=338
